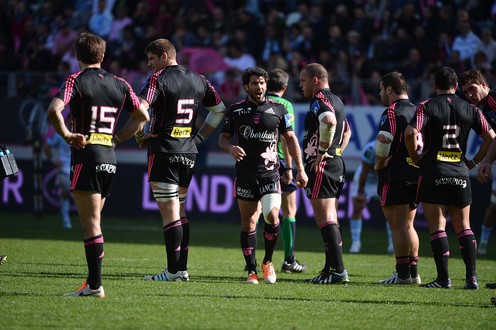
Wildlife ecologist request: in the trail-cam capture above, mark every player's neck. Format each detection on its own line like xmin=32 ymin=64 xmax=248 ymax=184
xmin=80 ymin=63 xmax=101 ymax=70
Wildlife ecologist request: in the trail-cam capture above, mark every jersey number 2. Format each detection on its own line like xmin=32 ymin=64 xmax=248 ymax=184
xmin=442 ymin=124 xmax=460 ymax=149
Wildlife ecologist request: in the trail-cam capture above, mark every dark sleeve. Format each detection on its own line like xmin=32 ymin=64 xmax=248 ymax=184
xmin=221 ymin=109 xmax=235 ymax=135
xmin=119 ymin=77 xmax=140 ymax=112
xmin=139 ymin=72 xmax=159 ymax=105
xmin=202 ymin=76 xmax=222 ymax=107
xmin=472 ymin=106 xmax=491 ymax=135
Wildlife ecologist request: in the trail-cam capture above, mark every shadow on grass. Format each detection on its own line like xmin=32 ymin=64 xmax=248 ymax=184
xmin=1 ymin=212 xmax=494 ymax=259
xmin=142 ymin=289 xmax=493 ymax=309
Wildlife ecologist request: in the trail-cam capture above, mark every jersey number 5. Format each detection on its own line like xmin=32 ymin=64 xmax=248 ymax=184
xmin=176 ymin=99 xmax=194 ymax=124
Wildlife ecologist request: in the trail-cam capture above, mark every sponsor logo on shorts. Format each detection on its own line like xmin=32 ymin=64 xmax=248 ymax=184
xmin=260 ymin=182 xmax=278 ymax=194
xmin=434 ymin=177 xmax=467 ymax=188
xmin=169 ymin=155 xmax=195 ymax=168
xmin=96 ymin=164 xmax=116 ymax=173
xmin=236 ymin=187 xmax=255 ymax=199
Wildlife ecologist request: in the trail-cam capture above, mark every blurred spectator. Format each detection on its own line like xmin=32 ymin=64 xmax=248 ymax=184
xmin=266 ymin=53 xmax=289 ymax=73
xmin=233 ymin=9 xmax=262 ymax=56
xmin=2 ymin=0 xmax=496 ymax=105
xmin=285 ymin=3 xmax=309 ymax=28
xmin=324 ymin=25 xmax=347 ymax=58
xmin=402 ymin=48 xmax=427 ymax=103
xmin=108 ymin=6 xmax=132 ymax=42
xmin=11 ymin=1 xmax=32 ymax=53
xmin=308 ymin=5 xmax=327 ymax=45
xmin=452 ymin=20 xmax=482 ymax=62
xmin=52 ymin=20 xmax=77 ymax=56
xmin=224 ymin=41 xmax=256 ymax=74
xmin=61 ymin=46 xmax=80 ymax=74
xmin=346 ymin=30 xmax=366 ymax=76
xmin=171 ymin=23 xmax=198 ymax=52
xmin=74 ymin=0 xmax=93 ymax=26
xmin=361 ymin=70 xmax=382 ymax=105
xmin=412 ymin=25 xmax=436 ymax=63
xmin=394 ymin=3 xmax=420 ymax=36
xmin=25 ymin=36 xmax=56 ymax=71
xmin=219 ymin=68 xmax=242 ymax=105
xmin=447 ymin=50 xmax=470 ymax=75
xmin=298 ymin=23 xmax=318 ymax=63
xmin=473 ymin=51 xmax=492 ymax=76
xmin=88 ymin=0 xmax=114 ymax=39
xmin=436 ymin=3 xmax=457 ymax=36
xmin=33 ymin=2 xmax=56 ymax=33
xmin=261 ymin=24 xmax=282 ymax=64
xmin=155 ymin=3 xmax=176 ymax=38
xmin=435 ymin=32 xmax=453 ymax=66
xmin=477 ymin=27 xmax=496 ymax=65
xmin=195 ymin=24 xmax=214 ymax=48
xmin=132 ymin=1 xmax=151 ymax=38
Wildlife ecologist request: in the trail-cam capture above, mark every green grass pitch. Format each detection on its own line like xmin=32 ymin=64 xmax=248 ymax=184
xmin=1 ymin=212 xmax=495 ymax=329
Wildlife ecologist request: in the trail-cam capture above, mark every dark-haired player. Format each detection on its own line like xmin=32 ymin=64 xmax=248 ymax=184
xmin=137 ymin=38 xmax=226 ymax=282
xmin=375 ymin=72 xmax=421 ymax=285
xmin=219 ymin=67 xmax=308 ymax=284
xmin=405 ymin=67 xmax=494 ymax=289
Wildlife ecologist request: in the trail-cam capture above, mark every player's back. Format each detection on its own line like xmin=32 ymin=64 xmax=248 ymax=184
xmin=64 ymin=68 xmax=138 ymax=136
xmin=143 ymin=65 xmax=218 ymax=153
xmin=420 ymin=94 xmax=475 ymax=151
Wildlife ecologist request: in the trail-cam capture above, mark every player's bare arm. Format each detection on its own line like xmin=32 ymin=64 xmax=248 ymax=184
xmin=282 ymin=131 xmax=308 ymax=188
xmin=219 ymin=132 xmax=246 ymax=162
xmin=47 ymin=97 xmax=86 ymax=150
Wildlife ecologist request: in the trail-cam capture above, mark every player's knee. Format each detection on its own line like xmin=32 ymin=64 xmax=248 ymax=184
xmin=261 ymin=193 xmax=281 ymax=223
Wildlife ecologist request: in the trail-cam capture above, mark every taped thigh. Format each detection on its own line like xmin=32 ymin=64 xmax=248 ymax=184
xmin=151 ymin=181 xmax=179 ymax=202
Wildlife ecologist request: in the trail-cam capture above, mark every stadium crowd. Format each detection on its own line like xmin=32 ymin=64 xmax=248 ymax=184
xmin=1 ymin=0 xmax=496 ymax=104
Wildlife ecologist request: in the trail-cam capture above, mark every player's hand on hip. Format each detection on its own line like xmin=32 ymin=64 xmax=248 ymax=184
xmin=135 ymin=132 xmax=157 ymax=148
xmin=312 ymin=153 xmax=332 ymax=172
xmin=65 ymin=133 xmax=86 ymax=150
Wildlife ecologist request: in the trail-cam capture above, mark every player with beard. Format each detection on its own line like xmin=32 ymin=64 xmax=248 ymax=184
xmin=375 ymin=72 xmax=421 ymax=285
xmin=219 ymin=67 xmax=308 ymax=284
